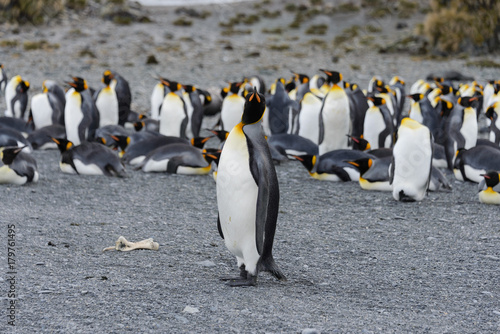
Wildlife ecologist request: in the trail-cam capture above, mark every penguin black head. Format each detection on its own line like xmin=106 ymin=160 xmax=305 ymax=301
xmin=241 ymin=90 xmax=266 ymax=125
xmin=457 ymin=96 xmax=477 ymax=108
xmin=183 ymin=84 xmax=196 ymax=93
xmin=319 ymin=69 xmax=342 ymax=85
xmin=18 ymin=80 xmax=30 ymax=93
xmin=485 ymin=103 xmax=498 ymax=121
xmin=367 ymin=95 xmax=386 ymax=106
xmin=51 ymin=137 xmax=73 ymax=153
xmin=161 ymin=79 xmax=182 ymax=92
xmin=68 ymin=77 xmax=88 ymax=92
xmin=209 ymin=129 xmax=229 ymax=142
xmin=346 ymin=158 xmax=373 ymax=175
xmin=481 ymin=171 xmax=500 ymax=188
xmin=285 ymin=79 xmax=295 ymax=92
xmin=102 ymin=70 xmax=114 ymax=86
xmin=228 ymin=82 xmax=242 ymax=95
xmin=292 ymin=72 xmax=309 ymax=84
xmin=349 ymin=135 xmax=371 ymax=151
xmin=293 ymin=154 xmax=316 ymax=172
xmin=190 ymin=136 xmax=213 ymax=149
xmin=110 ymin=135 xmax=130 ymax=151
xmin=439 ymin=98 xmax=454 ymax=118
xmin=202 ymin=149 xmax=221 ymax=165
xmin=0 ymin=146 xmax=24 ymax=165
xmin=407 ymin=93 xmax=424 ymax=102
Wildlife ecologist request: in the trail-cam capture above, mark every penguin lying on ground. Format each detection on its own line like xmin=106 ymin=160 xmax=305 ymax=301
xmin=0 ymin=116 xmax=34 ymax=136
xmin=0 ymin=127 xmax=33 ymax=152
xmin=136 ymin=143 xmax=217 ymax=174
xmin=454 ymin=145 xmax=500 ymax=183
xmin=294 ymin=149 xmax=373 ymax=181
xmin=0 ymin=146 xmax=39 ymax=185
xmin=52 ymin=138 xmax=126 ymax=177
xmin=267 ymin=134 xmax=319 ymax=161
xmin=28 ymin=124 xmax=66 ymax=150
xmin=346 ymin=157 xmax=392 ymax=191
xmin=216 ymin=90 xmax=286 ymax=287
xmin=478 ymin=171 xmax=500 ymax=205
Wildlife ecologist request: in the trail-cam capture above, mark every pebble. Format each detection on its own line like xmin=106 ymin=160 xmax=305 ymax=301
xmin=197 ymin=260 xmax=216 ymax=267
xmin=183 ymin=306 xmax=200 ymax=314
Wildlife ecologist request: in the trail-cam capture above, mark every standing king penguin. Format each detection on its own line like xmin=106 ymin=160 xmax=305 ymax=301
xmin=64 ymin=77 xmax=99 ymax=145
xmin=30 ymin=80 xmax=65 ymax=129
xmin=318 ymin=70 xmax=350 ymax=155
xmin=4 ymin=75 xmax=30 ymax=119
xmin=159 ymin=79 xmax=188 ymax=138
xmin=0 ymin=64 xmax=7 ymax=93
xmin=94 ymin=70 xmax=119 ymax=128
xmin=216 ymin=89 xmax=286 ymax=287
xmin=391 ymin=117 xmax=433 ymax=202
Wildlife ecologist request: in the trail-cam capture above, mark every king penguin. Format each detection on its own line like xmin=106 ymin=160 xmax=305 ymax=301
xmin=4 ymin=75 xmax=30 ymax=119
xmin=363 ymin=95 xmax=393 ymax=149
xmin=94 ymin=70 xmax=119 ymax=128
xmin=64 ymin=77 xmax=99 ymax=145
xmin=390 ymin=117 xmax=433 ymax=202
xmin=216 ymin=89 xmax=286 ymax=287
xmin=0 ymin=146 xmax=39 ymax=185
xmin=486 ymin=102 xmax=500 ymax=145
xmin=52 ymin=137 xmax=125 ymax=177
xmin=182 ymin=84 xmax=205 ymax=139
xmin=297 ymin=89 xmax=323 ymax=144
xmin=159 ymin=79 xmax=188 ymax=138
xmin=318 ymin=69 xmax=350 ymax=155
xmin=478 ymin=171 xmax=500 ymax=205
xmin=30 ymin=80 xmax=65 ymax=129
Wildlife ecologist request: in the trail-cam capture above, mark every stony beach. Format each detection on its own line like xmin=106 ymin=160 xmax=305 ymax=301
xmin=1 ymin=1 xmax=500 ymax=333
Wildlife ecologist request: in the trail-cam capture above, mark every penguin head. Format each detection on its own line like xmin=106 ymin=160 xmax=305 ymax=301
xmin=51 ymin=137 xmax=74 ymax=153
xmin=210 ymin=129 xmax=229 ymax=142
xmin=293 ymin=154 xmax=316 ymax=172
xmin=68 ymin=77 xmax=88 ymax=92
xmin=202 ymin=149 xmax=221 ymax=165
xmin=346 ymin=158 xmax=373 ymax=175
xmin=457 ymin=96 xmax=477 ymax=108
xmin=18 ymin=80 xmax=30 ymax=93
xmin=134 ymin=121 xmax=145 ymax=131
xmin=110 ymin=135 xmax=130 ymax=151
xmin=438 ymin=98 xmax=454 ymax=118
xmin=161 ymin=79 xmax=182 ymax=93
xmin=292 ymin=72 xmax=309 ymax=84
xmin=228 ymin=81 xmax=242 ymax=95
xmin=349 ymin=135 xmax=371 ymax=151
xmin=367 ymin=95 xmax=386 ymax=106
xmin=319 ymin=69 xmax=342 ymax=85
xmin=481 ymin=171 xmax=500 ymax=188
xmin=183 ymin=84 xmax=196 ymax=93
xmin=485 ymin=103 xmax=498 ymax=121
xmin=197 ymin=89 xmax=212 ymax=105
xmin=241 ymin=90 xmax=266 ymax=125
xmin=102 ymin=70 xmax=114 ymax=86
xmin=407 ymin=93 xmax=424 ymax=102
xmin=190 ymin=136 xmax=213 ymax=149
xmin=284 ymin=79 xmax=296 ymax=93
xmin=389 ymin=76 xmax=405 ymax=86
xmin=0 ymin=146 xmax=24 ymax=165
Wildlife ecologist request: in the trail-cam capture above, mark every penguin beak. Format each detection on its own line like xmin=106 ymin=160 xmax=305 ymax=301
xmin=51 ymin=137 xmax=60 ymax=145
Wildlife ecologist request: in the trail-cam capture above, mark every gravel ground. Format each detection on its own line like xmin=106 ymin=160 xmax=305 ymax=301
xmin=1 ymin=1 xmax=500 ymax=333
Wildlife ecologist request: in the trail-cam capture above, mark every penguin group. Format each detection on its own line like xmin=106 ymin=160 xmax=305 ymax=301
xmin=1 ymin=63 xmax=500 ymax=287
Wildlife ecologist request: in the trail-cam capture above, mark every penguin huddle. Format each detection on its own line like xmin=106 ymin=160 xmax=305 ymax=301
xmin=259 ymin=70 xmax=499 ymax=204
xmin=1 ymin=64 xmax=499 ymax=288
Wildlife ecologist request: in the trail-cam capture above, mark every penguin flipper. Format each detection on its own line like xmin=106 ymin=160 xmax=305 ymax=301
xmin=217 ymin=214 xmax=224 ymax=239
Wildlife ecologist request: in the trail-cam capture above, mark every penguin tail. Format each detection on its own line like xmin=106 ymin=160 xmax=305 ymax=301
xmin=259 ymin=255 xmax=287 ymax=282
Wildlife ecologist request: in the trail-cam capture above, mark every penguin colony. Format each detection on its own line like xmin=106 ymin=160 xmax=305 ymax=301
xmin=1 ymin=65 xmax=500 ymax=286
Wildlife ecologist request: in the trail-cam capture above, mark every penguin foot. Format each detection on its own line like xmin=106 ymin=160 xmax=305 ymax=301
xmin=398 ymin=190 xmax=415 ymax=202
xmin=220 ymin=265 xmax=247 ymax=281
xmin=227 ymin=275 xmax=257 ymax=287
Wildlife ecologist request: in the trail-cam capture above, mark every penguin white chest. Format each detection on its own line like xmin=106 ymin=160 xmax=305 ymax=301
xmin=461 ymin=108 xmax=478 ymax=149
xmin=0 ymin=166 xmax=27 ymax=185
xmin=65 ymin=90 xmax=84 ymax=145
xmin=319 ymin=87 xmax=350 ymax=153
xmin=31 ymin=93 xmax=53 ymax=129
xmin=216 ymin=126 xmax=259 ymax=261
xmin=150 ymin=83 xmax=165 ymax=120
xmin=96 ymin=87 xmax=119 ymax=127
xmin=363 ymin=106 xmax=386 ymax=150
xmin=159 ymin=93 xmax=186 ymax=137
xmin=298 ymin=94 xmax=322 ymax=144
